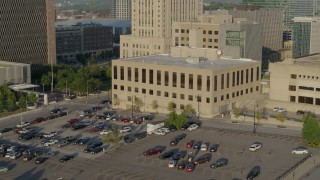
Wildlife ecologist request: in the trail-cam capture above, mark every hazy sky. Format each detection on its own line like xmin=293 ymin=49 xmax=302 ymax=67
xmin=204 ymin=0 xmax=242 ymax=3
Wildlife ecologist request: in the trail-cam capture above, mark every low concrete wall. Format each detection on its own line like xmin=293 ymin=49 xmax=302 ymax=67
xmin=283 ymin=155 xmax=320 ymax=180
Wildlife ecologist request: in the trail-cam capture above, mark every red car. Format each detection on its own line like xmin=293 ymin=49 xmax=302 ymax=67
xmin=186 ymin=140 xmax=194 ymax=148
xmin=31 ymin=117 xmax=45 ymax=124
xmin=67 ymin=118 xmax=79 ymax=124
xmin=88 ymin=127 xmax=100 ymax=133
xmin=186 ymin=162 xmax=195 ymax=172
xmin=13 ymin=127 xmax=23 ymax=134
xmin=121 ymin=117 xmax=130 ymax=123
xmin=143 ymin=146 xmax=164 ymax=156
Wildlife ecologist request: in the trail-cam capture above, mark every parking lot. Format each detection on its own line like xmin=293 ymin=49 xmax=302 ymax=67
xmin=0 ymin=99 xmax=312 ymax=180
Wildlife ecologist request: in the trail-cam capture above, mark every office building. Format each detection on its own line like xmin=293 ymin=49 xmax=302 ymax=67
xmin=120 ymin=0 xmax=203 ymax=58
xmin=292 ymin=17 xmax=320 ymax=58
xmin=172 ymin=14 xmax=263 ymax=62
xmin=0 ymin=61 xmax=31 ymax=84
xmin=112 ymin=48 xmax=261 ymax=118
xmin=229 ymin=7 xmax=284 ymax=64
xmin=111 ymin=0 xmax=132 ymax=20
xmin=0 ymin=0 xmax=56 ymax=65
xmin=56 ymin=23 xmax=113 ymax=63
xmin=268 ymin=54 xmax=320 ymax=114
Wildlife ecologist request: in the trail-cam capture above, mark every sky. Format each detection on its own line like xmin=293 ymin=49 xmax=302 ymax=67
xmin=204 ymin=0 xmax=242 ymax=3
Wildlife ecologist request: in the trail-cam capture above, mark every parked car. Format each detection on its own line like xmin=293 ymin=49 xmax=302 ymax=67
xmin=186 ymin=162 xmax=195 ymax=172
xmin=186 ymin=140 xmax=195 ymax=148
xmin=134 ymin=131 xmax=147 ymax=139
xmin=50 ymin=108 xmax=61 ymax=114
xmin=194 ymin=153 xmax=212 ymax=165
xmin=35 ymin=157 xmax=48 ymax=164
xmin=169 ymin=152 xmax=186 ymax=160
xmin=95 ymin=114 xmax=107 ymax=120
xmin=154 ymin=129 xmax=167 ymax=136
xmin=16 ymin=121 xmax=30 ymax=128
xmin=170 ymin=134 xmax=187 ymax=146
xmin=249 ymin=142 xmax=262 ymax=152
xmin=100 ymin=129 xmax=112 ymax=135
xmin=57 ymin=140 xmax=69 ymax=147
xmin=44 ymin=139 xmax=58 ymax=147
xmin=292 ymin=146 xmax=308 ymax=155
xmin=187 ymin=124 xmax=199 ymax=131
xmin=59 ymin=154 xmax=74 ymax=162
xmin=100 ymin=99 xmax=111 ymax=104
xmin=247 ymin=166 xmax=261 ymax=180
xmin=210 ymin=158 xmax=228 ymax=169
xmin=200 ymin=143 xmax=209 ymax=151
xmin=92 ymin=106 xmax=103 ymax=111
xmin=177 ymin=160 xmax=187 ymax=170
xmin=0 ymin=166 xmax=9 ymax=173
xmin=57 ymin=111 xmax=68 ymax=117
xmin=43 ymin=131 xmax=58 ymax=138
xmin=143 ymin=146 xmax=165 ymax=156
xmin=159 ymin=150 xmax=175 ymax=160
xmin=193 ymin=141 xmax=202 ymax=149
xmin=296 ymin=110 xmax=305 ymax=115
xmin=210 ymin=144 xmax=219 ymax=152
xmin=31 ymin=118 xmax=45 ymax=124
xmin=67 ymin=118 xmax=79 ymax=125
xmin=9 ymin=152 xmax=22 ymax=159
xmin=124 ymin=135 xmax=135 ymax=143
xmin=45 ymin=114 xmax=57 ymax=120
xmin=72 ymin=124 xmax=87 ymax=130
xmin=119 ymin=126 xmax=131 ymax=133
xmin=164 ymin=125 xmax=177 ymax=132
xmin=91 ymin=146 xmax=103 ymax=154
xmin=168 ymin=160 xmax=177 ymax=168
xmin=0 ymin=127 xmax=13 ymax=133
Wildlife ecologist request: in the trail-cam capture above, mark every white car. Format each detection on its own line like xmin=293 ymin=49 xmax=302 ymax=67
xmin=9 ymin=152 xmax=21 ymax=160
xmin=119 ymin=126 xmax=132 ymax=133
xmin=292 ymin=146 xmax=308 ymax=155
xmin=249 ymin=142 xmax=262 ymax=151
xmin=168 ymin=160 xmax=177 ymax=168
xmin=7 ymin=146 xmax=18 ymax=152
xmin=272 ymin=107 xmax=279 ymax=112
xmin=43 ymin=131 xmax=58 ymax=138
xmin=44 ymin=139 xmax=58 ymax=146
xmin=187 ymin=124 xmax=199 ymax=131
xmin=0 ymin=166 xmax=9 ymax=173
xmin=100 ymin=129 xmax=112 ymax=135
xmin=16 ymin=121 xmax=30 ymax=128
xmin=18 ymin=128 xmax=32 ymax=134
xmin=154 ymin=129 xmax=167 ymax=136
xmin=277 ymin=107 xmax=286 ymax=112
xmin=159 ymin=128 xmax=170 ymax=133
xmin=200 ymin=143 xmax=209 ymax=151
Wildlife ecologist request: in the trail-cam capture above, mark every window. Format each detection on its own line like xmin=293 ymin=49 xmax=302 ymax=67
xmin=246 ymin=69 xmax=249 ymax=83
xmin=142 ymin=69 xmax=146 ymax=83
xmin=236 ymin=91 xmax=239 ymax=96
xmin=149 ymin=90 xmax=153 ymax=95
xmin=214 ymin=97 xmax=217 ymax=103
xmin=221 ymin=74 xmax=224 ymax=90
xmin=135 ymin=87 xmax=139 ymax=92
xmin=114 ymin=85 xmax=118 ymax=89
xmin=250 ymin=87 xmax=253 ymax=93
xmin=206 ymin=98 xmax=210 ymax=103
xmin=203 ymin=30 xmax=206 ymax=34
xmin=203 ymin=38 xmax=206 ymax=42
xmin=246 ymin=89 xmax=248 ymax=94
xmin=135 ymin=68 xmax=139 ymax=82
xmin=165 ymin=92 xmax=169 ymax=97
xmin=157 ymin=70 xmax=161 ymax=85
xmin=157 ymin=91 xmax=161 ymax=96
xmin=291 ymin=74 xmax=297 ymax=79
xmin=289 ymin=85 xmax=296 ymax=91
xmin=214 ymin=31 xmax=219 ymax=35
xmin=226 ymin=94 xmax=229 ymax=99
xmin=173 ymin=72 xmax=177 ymax=87
xmin=128 ymin=96 xmax=132 ymax=101
xmin=299 ymin=86 xmax=314 ymax=91
xmin=226 ymin=73 xmax=230 ymax=88
xmin=241 ymin=70 xmax=244 ymax=84
xmin=189 ymin=74 xmax=193 ymax=89
xmin=197 ymin=75 xmax=202 ymax=90
xmin=175 ymin=29 xmax=179 ymax=33
xmin=120 ymin=86 xmax=124 ymax=91
xmin=208 ymin=30 xmax=212 ymax=34
xmin=142 ymin=89 xmax=146 ymax=94
xmin=241 ymin=90 xmax=243 ymax=95
xmin=206 ymin=76 xmax=210 ymax=91
xmin=214 ymin=75 xmax=217 ymax=91
xmin=214 ymin=39 xmax=218 ymax=43
xmin=232 ymin=72 xmax=235 ymax=87
xmin=128 ymin=67 xmax=132 ymax=81
xmin=221 ymin=95 xmax=224 ymax=101
xmin=256 ymin=67 xmax=260 ymax=81
xmin=237 ymin=71 xmax=240 ymax=85
xmin=181 ymin=73 xmax=185 ymax=88
xmin=113 ymin=66 xmax=117 ymax=79
xmin=290 ymin=96 xmax=296 ymax=102
xmin=120 ymin=66 xmax=124 ymax=80
xmin=172 ymin=93 xmax=177 ymax=98
xmin=165 ymin=71 xmax=169 ymax=86
xmin=256 ymin=86 xmax=259 ymax=91
xmin=188 ymin=95 xmax=193 ymax=101
xmin=128 ymin=86 xmax=131 ymax=92
xmin=208 ymin=38 xmax=212 ymax=42
xmin=232 ymin=92 xmax=235 ymax=98
xmin=149 ymin=70 xmax=153 ymax=84
xmin=251 ymin=68 xmax=254 ymax=82
xmin=180 ymin=94 xmax=185 ymax=99
xmin=180 ymin=104 xmax=185 ymax=110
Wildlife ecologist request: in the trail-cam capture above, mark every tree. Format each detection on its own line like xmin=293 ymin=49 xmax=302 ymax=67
xmin=113 ymin=96 xmax=120 ymax=108
xmin=151 ymin=100 xmax=159 ymax=113
xmin=18 ymin=95 xmax=26 ymax=109
xmin=167 ymin=101 xmax=176 ymax=112
xmin=27 ymin=92 xmax=37 ymax=105
xmin=41 ymin=74 xmax=51 ymax=91
xmin=256 ymin=110 xmax=263 ymax=125
xmin=0 ymin=93 xmax=4 ymax=112
xmin=88 ymin=58 xmax=97 ymax=66
xmin=302 ymin=113 xmax=320 ymax=147
xmin=6 ymin=92 xmax=16 ymax=111
xmin=276 ymin=113 xmax=285 ymax=125
xmin=175 ymin=113 xmax=187 ymax=129
xmin=134 ymin=97 xmax=143 ymax=112
xmin=101 ymin=126 xmax=121 ymax=145
xmin=183 ymin=104 xmax=195 ymax=116
xmin=234 ymin=108 xmax=241 ymax=119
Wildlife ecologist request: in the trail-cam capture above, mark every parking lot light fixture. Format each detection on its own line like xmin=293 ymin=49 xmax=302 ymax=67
xmin=253 ymin=104 xmax=259 ymax=133
xmin=195 ymin=95 xmax=200 ymax=119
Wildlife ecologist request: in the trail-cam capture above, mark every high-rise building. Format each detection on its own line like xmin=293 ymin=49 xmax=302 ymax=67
xmin=111 ymin=0 xmax=132 ymax=20
xmin=243 ymin=0 xmax=320 ymax=27
xmin=292 ymin=17 xmax=320 ymax=58
xmin=120 ymin=0 xmax=203 ymax=58
xmin=0 ymin=0 xmax=56 ymax=65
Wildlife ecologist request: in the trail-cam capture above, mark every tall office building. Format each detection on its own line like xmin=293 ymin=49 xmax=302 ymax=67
xmin=120 ymin=0 xmax=203 ymax=58
xmin=0 ymin=0 xmax=56 ymax=65
xmin=292 ymin=17 xmax=320 ymax=58
xmin=243 ymin=0 xmax=320 ymax=27
xmin=111 ymin=0 xmax=132 ymax=20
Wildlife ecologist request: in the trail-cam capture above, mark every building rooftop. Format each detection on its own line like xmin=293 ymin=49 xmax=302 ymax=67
xmin=0 ymin=61 xmax=29 ymax=68
xmin=119 ymin=55 xmax=257 ymax=70
xmin=293 ymin=54 xmax=320 ymax=66
xmin=55 ymin=19 xmax=131 ymax=28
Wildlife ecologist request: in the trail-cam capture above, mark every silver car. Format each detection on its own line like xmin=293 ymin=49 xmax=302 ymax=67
xmin=0 ymin=166 xmax=9 ymax=173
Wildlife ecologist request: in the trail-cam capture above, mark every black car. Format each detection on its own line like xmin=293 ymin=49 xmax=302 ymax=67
xmin=169 ymin=152 xmax=185 ymax=160
xmin=134 ymin=131 xmax=147 ymax=139
xmin=176 ymin=134 xmax=187 ymax=141
xmin=124 ymin=135 xmax=135 ymax=143
xmin=170 ymin=139 xmax=179 ymax=146
xmin=164 ymin=125 xmax=177 ymax=132
xmin=0 ymin=151 xmax=6 ymax=157
xmin=0 ymin=127 xmax=13 ymax=133
xmin=72 ymin=124 xmax=86 ymax=130
xmin=210 ymin=144 xmax=219 ymax=152
xmin=194 ymin=153 xmax=212 ymax=165
xmin=177 ymin=160 xmax=187 ymax=170
xmin=247 ymin=166 xmax=261 ymax=180
xmin=59 ymin=154 xmax=73 ymax=162
xmin=35 ymin=133 xmax=45 ymax=139
xmin=296 ymin=110 xmax=305 ymax=115
xmin=100 ymin=99 xmax=111 ymax=104
xmin=159 ymin=151 xmax=175 ymax=160
xmin=91 ymin=146 xmax=103 ymax=154
xmin=79 ymin=138 xmax=91 ymax=145
xmin=210 ymin=158 xmax=228 ymax=169
xmin=35 ymin=157 xmax=48 ymax=164
xmin=84 ymin=143 xmax=102 ymax=153
xmin=92 ymin=106 xmax=103 ymax=111
xmin=180 ymin=123 xmax=191 ymax=130
xmin=193 ymin=141 xmax=202 ymax=149
xmin=51 ymin=108 xmax=61 ymax=114
xmin=45 ymin=114 xmax=57 ymax=120
xmin=57 ymin=111 xmax=67 ymax=117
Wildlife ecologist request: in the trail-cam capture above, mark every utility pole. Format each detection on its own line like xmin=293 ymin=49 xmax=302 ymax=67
xmin=131 ymin=95 xmax=134 ymax=117
xmin=195 ymin=95 xmax=200 ymax=119
xmin=50 ymin=58 xmax=54 ymax=94
xmin=253 ymin=104 xmax=258 ymax=133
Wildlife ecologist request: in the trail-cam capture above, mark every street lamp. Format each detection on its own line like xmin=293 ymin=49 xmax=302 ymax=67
xmin=131 ymin=95 xmax=135 ymax=117
xmin=195 ymin=95 xmax=200 ymax=119
xmin=253 ymin=104 xmax=259 ymax=133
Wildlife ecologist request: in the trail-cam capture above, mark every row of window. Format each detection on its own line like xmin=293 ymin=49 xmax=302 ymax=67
xmin=290 ymin=96 xmax=320 ymax=105
xmin=291 ymin=74 xmax=320 ymax=80
xmin=113 ymin=84 xmax=260 ymax=104
xmin=288 ymin=85 xmax=320 ymax=92
xmin=174 ymin=29 xmax=219 ymax=35
xmin=113 ymin=66 xmax=260 ymax=91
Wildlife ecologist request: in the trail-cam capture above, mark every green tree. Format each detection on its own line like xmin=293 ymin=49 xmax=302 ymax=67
xmin=113 ymin=96 xmax=120 ymax=108
xmin=256 ymin=110 xmax=263 ymax=125
xmin=88 ymin=58 xmax=97 ymax=66
xmin=105 ymin=62 xmax=112 ymax=80
xmin=6 ymin=92 xmax=16 ymax=111
xmin=0 ymin=93 xmax=4 ymax=112
xmin=183 ymin=104 xmax=195 ymax=116
xmin=302 ymin=113 xmax=320 ymax=146
xmin=1 ymin=83 xmax=11 ymax=99
xmin=18 ymin=95 xmax=26 ymax=109
xmin=175 ymin=113 xmax=187 ymax=129
xmin=134 ymin=97 xmax=143 ymax=112
xmin=276 ymin=113 xmax=285 ymax=125
xmin=167 ymin=101 xmax=176 ymax=112
xmin=41 ymin=73 xmax=51 ymax=91
xmin=151 ymin=100 xmax=159 ymax=113
xmin=234 ymin=108 xmax=241 ymax=119
xmin=27 ymin=92 xmax=37 ymax=105
xmin=101 ymin=126 xmax=121 ymax=145
xmin=165 ymin=111 xmax=177 ymax=127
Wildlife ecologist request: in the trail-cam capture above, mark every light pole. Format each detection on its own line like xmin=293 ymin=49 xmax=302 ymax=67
xmin=253 ymin=104 xmax=258 ymax=133
xmin=195 ymin=95 xmax=200 ymax=119
xmin=131 ymin=95 xmax=134 ymax=117
xmin=144 ymin=95 xmax=146 ymax=112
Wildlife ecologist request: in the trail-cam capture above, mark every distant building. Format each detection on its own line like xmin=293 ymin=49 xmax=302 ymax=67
xmin=111 ymin=0 xmax=131 ymax=20
xmin=56 ymin=23 xmax=113 ymax=63
xmin=0 ymin=0 xmax=56 ymax=65
xmin=268 ymin=54 xmax=320 ymax=114
xmin=0 ymin=61 xmax=31 ymax=85
xmin=292 ymin=17 xmax=320 ymax=58
xmin=112 ymin=48 xmax=261 ymax=118
xmin=172 ymin=13 xmax=263 ymax=62
xmin=120 ymin=0 xmax=203 ymax=58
